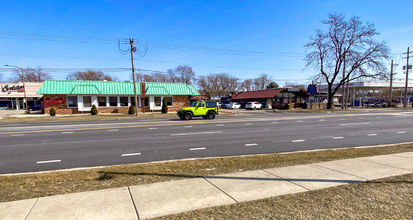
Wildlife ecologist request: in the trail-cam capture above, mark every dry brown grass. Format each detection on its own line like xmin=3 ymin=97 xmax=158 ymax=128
xmin=157 ymin=174 xmax=413 ymax=220
xmin=1 ymin=143 xmax=413 ymax=203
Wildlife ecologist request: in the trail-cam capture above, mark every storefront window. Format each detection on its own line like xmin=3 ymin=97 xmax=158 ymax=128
xmin=98 ymin=97 xmax=107 ymax=107
xmin=120 ymin=97 xmax=128 ymax=107
xmin=83 ymin=96 xmax=92 ymax=108
xmin=109 ymin=97 xmax=117 ymax=107
xmin=67 ymin=96 xmax=78 ymax=108
xmin=154 ymin=97 xmax=161 ymax=107
xmin=165 ymin=97 xmax=173 ymax=106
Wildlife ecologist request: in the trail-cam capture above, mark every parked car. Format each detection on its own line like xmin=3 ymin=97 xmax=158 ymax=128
xmin=177 ymin=101 xmax=218 ymax=120
xmin=217 ymin=102 xmax=223 ymax=108
xmin=245 ymin=101 xmax=262 ymax=110
xmin=228 ymin=102 xmax=241 ymax=109
xmin=220 ymin=103 xmax=229 ymax=108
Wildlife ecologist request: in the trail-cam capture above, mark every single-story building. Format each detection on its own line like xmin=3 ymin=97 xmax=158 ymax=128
xmin=0 ymin=82 xmax=43 ymax=110
xmin=36 ymin=80 xmax=200 ymax=114
xmin=231 ymin=88 xmax=308 ymax=109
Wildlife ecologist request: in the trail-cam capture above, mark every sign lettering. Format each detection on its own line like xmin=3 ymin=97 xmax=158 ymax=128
xmin=1 ymin=85 xmax=24 ymax=93
xmin=45 ymin=98 xmax=66 ymax=105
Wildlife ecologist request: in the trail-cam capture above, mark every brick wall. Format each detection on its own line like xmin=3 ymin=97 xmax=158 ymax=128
xmin=43 ymin=94 xmax=190 ymax=115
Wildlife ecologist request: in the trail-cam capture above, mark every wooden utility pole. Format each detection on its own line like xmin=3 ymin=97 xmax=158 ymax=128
xmin=130 ymin=38 xmax=138 ymax=116
xmin=342 ymin=54 xmax=346 ymax=109
xmin=389 ymin=59 xmax=394 ymax=107
xmin=403 ymin=47 xmax=410 ymax=107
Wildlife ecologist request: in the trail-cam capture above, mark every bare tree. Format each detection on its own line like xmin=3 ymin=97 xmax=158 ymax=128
xmin=167 ymin=65 xmax=196 ymax=85
xmin=240 ymin=79 xmax=254 ymax=91
xmin=253 ymin=73 xmax=272 ymax=90
xmin=151 ymin=73 xmax=171 ymax=82
xmin=284 ymin=81 xmax=306 ymax=89
xmin=8 ymin=67 xmax=53 ymax=83
xmin=67 ymin=70 xmax=119 ymax=81
xmin=197 ymin=74 xmax=219 ymax=99
xmin=304 ymin=13 xmax=390 ymax=109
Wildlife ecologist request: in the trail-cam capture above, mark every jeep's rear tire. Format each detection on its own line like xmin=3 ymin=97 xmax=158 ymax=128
xmin=207 ymin=112 xmax=215 ymax=119
xmin=184 ymin=112 xmax=192 ymax=120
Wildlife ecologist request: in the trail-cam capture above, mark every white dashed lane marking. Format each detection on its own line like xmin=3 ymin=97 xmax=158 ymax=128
xmin=184 ymin=126 xmax=193 ymax=128
xmin=339 ymin=118 xmax=345 ymax=121
xmin=171 ymin=131 xmax=222 ymax=136
xmin=333 ymin=137 xmax=344 ymax=139
xmin=62 ymin=132 xmax=74 ymax=134
xmin=121 ymin=153 xmax=141 ymax=157
xmin=245 ymin=123 xmax=252 ymax=125
xmin=37 ymin=160 xmax=61 ymax=164
xmin=296 ymin=121 xmax=303 ymax=122
xmin=148 ymin=127 xmax=158 ymax=130
xmin=292 ymin=140 xmax=305 ymax=143
xmin=397 ymin=131 xmax=406 ymax=134
xmin=245 ymin=143 xmax=258 ymax=146
xmin=367 ymin=134 xmax=377 ymax=136
xmin=272 ymin=122 xmax=278 ymax=123
xmin=319 ymin=119 xmax=325 ymax=121
xmin=11 ymin=134 xmax=25 ymax=136
xmin=108 ymin=129 xmax=118 ymax=132
xmin=189 ymin=147 xmax=206 ymax=151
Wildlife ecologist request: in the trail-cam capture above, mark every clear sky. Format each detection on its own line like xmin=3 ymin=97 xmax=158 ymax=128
xmin=0 ymin=0 xmax=412 ymax=85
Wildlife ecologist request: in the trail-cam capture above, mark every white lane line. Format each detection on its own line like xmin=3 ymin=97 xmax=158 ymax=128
xmin=339 ymin=118 xmax=345 ymax=121
xmin=190 ymin=147 xmax=206 ymax=151
xmin=184 ymin=126 xmax=193 ymax=128
xmin=245 ymin=143 xmax=258 ymax=146
xmin=376 ymin=117 xmax=382 ymax=118
xmin=62 ymin=131 xmax=74 ymax=134
xmin=359 ymin=117 xmax=364 ymax=119
xmin=340 ymin=122 xmax=370 ymax=126
xmin=11 ymin=134 xmax=25 ymax=136
xmin=296 ymin=121 xmax=303 ymax=122
xmin=245 ymin=123 xmax=252 ymax=125
xmin=333 ymin=137 xmax=344 ymax=139
xmin=397 ymin=131 xmax=406 ymax=134
xmin=367 ymin=134 xmax=377 ymax=136
xmin=272 ymin=121 xmax=279 ymax=123
xmin=292 ymin=140 xmax=305 ymax=143
xmin=319 ymin=119 xmax=325 ymax=121
xmin=36 ymin=160 xmax=61 ymax=164
xmin=171 ymin=131 xmax=222 ymax=136
xmin=108 ymin=129 xmax=118 ymax=132
xmin=148 ymin=127 xmax=158 ymax=130
xmin=216 ymin=124 xmax=224 ymax=126
xmin=121 ymin=153 xmax=141 ymax=157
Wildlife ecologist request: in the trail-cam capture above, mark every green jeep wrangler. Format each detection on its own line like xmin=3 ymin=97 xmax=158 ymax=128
xmin=177 ymin=101 xmax=218 ymax=120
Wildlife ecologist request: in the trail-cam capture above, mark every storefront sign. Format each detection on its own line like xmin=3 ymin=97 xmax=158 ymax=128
xmin=45 ymin=97 xmax=66 ymax=105
xmin=283 ymin=98 xmax=289 ymax=104
xmin=1 ymin=85 xmax=24 ymax=93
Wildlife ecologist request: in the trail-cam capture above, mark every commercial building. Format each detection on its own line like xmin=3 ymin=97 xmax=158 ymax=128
xmin=231 ymin=88 xmax=308 ymax=109
xmin=0 ymin=82 xmax=43 ymax=110
xmin=36 ymin=80 xmax=200 ymax=114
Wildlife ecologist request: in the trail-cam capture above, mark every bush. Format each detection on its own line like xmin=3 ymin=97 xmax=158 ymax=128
xmin=50 ymin=108 xmax=56 ymax=116
xmin=285 ymin=103 xmax=290 ymax=109
xmin=302 ymin=102 xmax=308 ymax=109
xmin=91 ymin=104 xmax=98 ymax=115
xmin=162 ymin=97 xmax=168 ymax=114
xmin=128 ymin=105 xmax=136 ymax=115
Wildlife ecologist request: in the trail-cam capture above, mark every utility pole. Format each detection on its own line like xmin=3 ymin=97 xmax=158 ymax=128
xmin=403 ymin=47 xmax=410 ymax=107
xmin=389 ymin=59 xmax=394 ymax=107
xmin=129 ymin=38 xmax=138 ymax=116
xmin=119 ymin=38 xmax=148 ymax=116
xmin=342 ymin=54 xmax=346 ymax=109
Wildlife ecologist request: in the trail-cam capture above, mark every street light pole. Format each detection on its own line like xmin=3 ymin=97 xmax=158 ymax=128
xmin=5 ymin=65 xmax=28 ymax=113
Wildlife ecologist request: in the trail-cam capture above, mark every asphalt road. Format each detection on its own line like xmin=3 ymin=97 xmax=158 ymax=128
xmin=1 ymin=110 xmax=413 ymax=174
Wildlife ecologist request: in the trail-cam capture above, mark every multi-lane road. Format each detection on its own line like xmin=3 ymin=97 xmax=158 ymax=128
xmin=1 ymin=110 xmax=412 ymax=174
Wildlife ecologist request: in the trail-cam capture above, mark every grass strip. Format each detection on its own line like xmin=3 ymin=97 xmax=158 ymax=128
xmin=156 ymin=173 xmax=413 ymax=220
xmin=1 ymin=143 xmax=413 ymax=203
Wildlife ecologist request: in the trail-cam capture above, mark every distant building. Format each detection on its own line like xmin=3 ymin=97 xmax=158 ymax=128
xmin=199 ymin=90 xmax=232 ymax=101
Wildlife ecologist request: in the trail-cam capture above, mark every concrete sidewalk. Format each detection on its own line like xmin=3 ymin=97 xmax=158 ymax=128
xmin=2 ymin=152 xmax=413 ymax=220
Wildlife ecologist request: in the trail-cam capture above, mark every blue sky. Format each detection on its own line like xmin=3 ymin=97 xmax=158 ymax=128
xmin=0 ymin=0 xmax=412 ymax=85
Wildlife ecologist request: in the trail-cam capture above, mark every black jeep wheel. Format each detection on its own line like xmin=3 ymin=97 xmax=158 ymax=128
xmin=207 ymin=112 xmax=216 ymax=119
xmin=184 ymin=112 xmax=193 ymax=120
